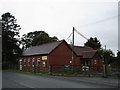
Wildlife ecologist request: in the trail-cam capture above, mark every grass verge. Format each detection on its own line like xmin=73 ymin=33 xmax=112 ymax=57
xmin=2 ymin=69 xmax=119 ymax=78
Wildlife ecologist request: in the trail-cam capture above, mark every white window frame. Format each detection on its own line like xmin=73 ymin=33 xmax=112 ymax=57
xmin=28 ymin=58 xmax=30 ymax=66
xmin=94 ymin=59 xmax=97 ymax=64
xmin=42 ymin=61 xmax=46 ymax=67
xmin=37 ymin=58 xmax=40 ymax=65
xmin=24 ymin=59 xmax=26 ymax=66
xmin=19 ymin=59 xmax=22 ymax=65
xmin=32 ymin=58 xmax=35 ymax=66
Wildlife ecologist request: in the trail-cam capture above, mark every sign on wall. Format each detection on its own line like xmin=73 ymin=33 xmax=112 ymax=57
xmin=42 ymin=56 xmax=47 ymax=60
xmin=64 ymin=65 xmax=71 ymax=69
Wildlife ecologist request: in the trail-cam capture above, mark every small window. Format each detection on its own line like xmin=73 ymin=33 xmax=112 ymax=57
xmin=42 ymin=61 xmax=46 ymax=67
xmin=20 ymin=59 xmax=22 ymax=65
xmin=24 ymin=59 xmax=26 ymax=65
xmin=94 ymin=60 xmax=97 ymax=64
xmin=28 ymin=58 xmax=30 ymax=65
xmin=32 ymin=58 xmax=35 ymax=65
xmin=82 ymin=60 xmax=89 ymax=66
xmin=37 ymin=58 xmax=40 ymax=65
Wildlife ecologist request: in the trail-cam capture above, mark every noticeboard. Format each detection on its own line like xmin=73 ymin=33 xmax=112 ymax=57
xmin=42 ymin=56 xmax=47 ymax=60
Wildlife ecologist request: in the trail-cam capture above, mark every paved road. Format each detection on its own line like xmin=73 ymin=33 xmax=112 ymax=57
xmin=2 ymin=72 xmax=117 ymax=88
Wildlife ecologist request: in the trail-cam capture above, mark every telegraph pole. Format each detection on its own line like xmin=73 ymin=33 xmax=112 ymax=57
xmin=72 ymin=27 xmax=75 ymax=72
xmin=103 ymin=45 xmax=108 ymax=77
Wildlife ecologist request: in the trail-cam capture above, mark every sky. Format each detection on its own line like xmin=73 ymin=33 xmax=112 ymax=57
xmin=0 ymin=0 xmax=119 ymax=56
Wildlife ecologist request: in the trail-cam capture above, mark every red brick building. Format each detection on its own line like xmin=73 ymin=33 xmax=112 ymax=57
xmin=18 ymin=40 xmax=103 ymax=72
xmin=72 ymin=46 xmax=103 ymax=71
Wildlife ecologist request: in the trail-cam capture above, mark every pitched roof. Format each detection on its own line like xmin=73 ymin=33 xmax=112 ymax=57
xmin=22 ymin=40 xmax=98 ymax=59
xmin=22 ymin=40 xmax=63 ymax=56
xmin=82 ymin=51 xmax=97 ymax=58
xmin=70 ymin=45 xmax=97 ymax=58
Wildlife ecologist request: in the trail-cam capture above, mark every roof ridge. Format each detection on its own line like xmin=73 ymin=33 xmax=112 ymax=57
xmin=69 ymin=44 xmax=83 ymax=47
xmin=82 ymin=50 xmax=96 ymax=52
xmin=74 ymin=45 xmax=84 ymax=48
xmin=23 ymin=40 xmax=65 ymax=56
xmin=29 ymin=40 xmax=63 ymax=48
xmin=74 ymin=45 xmax=92 ymax=49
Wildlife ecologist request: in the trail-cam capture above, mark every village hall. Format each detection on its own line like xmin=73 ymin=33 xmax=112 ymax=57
xmin=18 ymin=40 xmax=103 ymax=72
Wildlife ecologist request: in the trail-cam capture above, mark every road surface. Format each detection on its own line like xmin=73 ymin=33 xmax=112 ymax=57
xmin=2 ymin=72 xmax=117 ymax=88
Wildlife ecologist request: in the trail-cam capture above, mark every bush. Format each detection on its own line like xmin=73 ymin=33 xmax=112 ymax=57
xmin=2 ymin=61 xmax=17 ymax=70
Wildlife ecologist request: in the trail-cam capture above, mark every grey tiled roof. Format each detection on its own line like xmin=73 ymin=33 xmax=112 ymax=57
xmin=22 ymin=40 xmax=97 ymax=59
xmin=70 ymin=45 xmax=97 ymax=58
xmin=82 ymin=51 xmax=96 ymax=58
xmin=22 ymin=41 xmax=63 ymax=56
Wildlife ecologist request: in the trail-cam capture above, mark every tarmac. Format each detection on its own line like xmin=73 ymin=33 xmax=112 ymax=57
xmin=47 ymin=75 xmax=120 ymax=88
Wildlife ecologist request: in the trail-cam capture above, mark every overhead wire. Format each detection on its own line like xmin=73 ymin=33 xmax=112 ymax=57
xmin=66 ymin=15 xmax=118 ymax=45
xmin=66 ymin=32 xmax=73 ymax=41
xmin=74 ymin=29 xmax=88 ymax=40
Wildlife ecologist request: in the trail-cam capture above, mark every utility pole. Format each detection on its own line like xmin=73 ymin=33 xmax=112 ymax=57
xmin=103 ymin=45 xmax=108 ymax=77
xmin=72 ymin=27 xmax=75 ymax=72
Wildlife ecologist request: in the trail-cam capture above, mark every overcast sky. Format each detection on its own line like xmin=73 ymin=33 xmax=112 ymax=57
xmin=1 ymin=0 xmax=119 ymax=56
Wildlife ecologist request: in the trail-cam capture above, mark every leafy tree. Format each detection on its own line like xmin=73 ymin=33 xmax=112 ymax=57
xmin=84 ymin=37 xmax=101 ymax=50
xmin=2 ymin=12 xmax=22 ymax=64
xmin=32 ymin=33 xmax=58 ymax=46
xmin=21 ymin=31 xmax=42 ymax=49
xmin=21 ymin=31 xmax=58 ymax=49
xmin=98 ymin=48 xmax=114 ymax=64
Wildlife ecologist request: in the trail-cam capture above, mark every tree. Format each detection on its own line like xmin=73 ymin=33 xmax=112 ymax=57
xmin=98 ymin=48 xmax=114 ymax=64
xmin=21 ymin=31 xmax=42 ymax=49
xmin=2 ymin=12 xmax=22 ymax=64
xmin=32 ymin=33 xmax=58 ymax=46
xmin=84 ymin=37 xmax=101 ymax=50
xmin=21 ymin=31 xmax=58 ymax=49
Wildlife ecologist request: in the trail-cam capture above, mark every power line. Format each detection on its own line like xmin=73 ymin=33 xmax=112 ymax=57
xmin=74 ymin=29 xmax=88 ymax=40
xmin=66 ymin=27 xmax=99 ymax=45
xmin=78 ymin=15 xmax=118 ymax=28
xmin=66 ymin=15 xmax=118 ymax=41
xmin=74 ymin=29 xmax=98 ymax=45
xmin=66 ymin=32 xmax=73 ymax=41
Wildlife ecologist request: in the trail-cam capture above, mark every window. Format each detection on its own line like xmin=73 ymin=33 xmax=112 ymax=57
xmin=42 ymin=61 xmax=46 ymax=67
xmin=28 ymin=58 xmax=30 ymax=65
xmin=82 ymin=60 xmax=89 ymax=66
xmin=32 ymin=58 xmax=35 ymax=65
xmin=19 ymin=59 xmax=22 ymax=65
xmin=94 ymin=60 xmax=97 ymax=64
xmin=82 ymin=60 xmax=85 ymax=66
xmin=37 ymin=58 xmax=40 ymax=65
xmin=24 ymin=59 xmax=26 ymax=65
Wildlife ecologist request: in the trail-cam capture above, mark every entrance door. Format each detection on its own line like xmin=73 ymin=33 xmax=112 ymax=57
xmin=82 ymin=60 xmax=89 ymax=71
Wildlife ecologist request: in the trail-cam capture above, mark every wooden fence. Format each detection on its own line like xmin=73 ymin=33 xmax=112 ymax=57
xmin=3 ymin=64 xmax=120 ymax=77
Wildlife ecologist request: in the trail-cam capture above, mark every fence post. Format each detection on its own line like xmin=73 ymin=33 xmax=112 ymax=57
xmin=49 ymin=64 xmax=52 ymax=73
xmin=38 ymin=64 xmax=40 ymax=73
xmin=103 ymin=64 xmax=107 ymax=77
xmin=34 ymin=64 xmax=36 ymax=73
